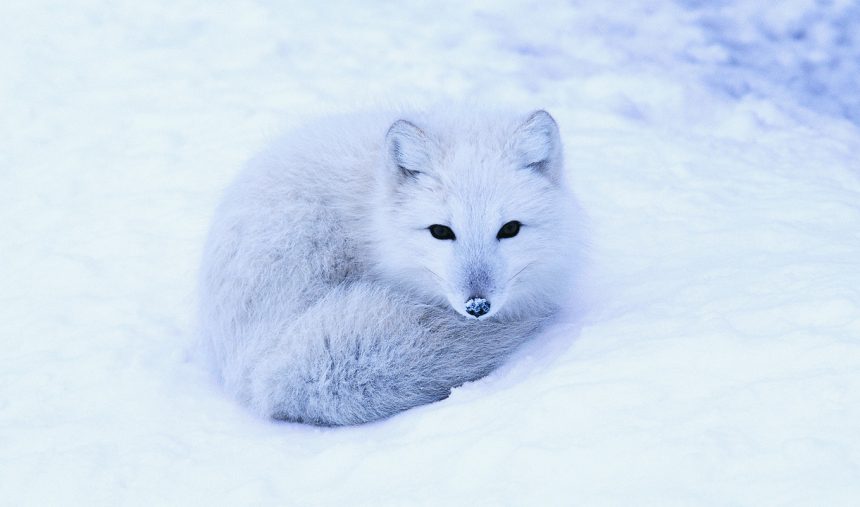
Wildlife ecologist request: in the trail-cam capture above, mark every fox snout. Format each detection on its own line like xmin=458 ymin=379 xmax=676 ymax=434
xmin=457 ymin=264 xmax=497 ymax=320
xmin=451 ymin=264 xmax=501 ymax=320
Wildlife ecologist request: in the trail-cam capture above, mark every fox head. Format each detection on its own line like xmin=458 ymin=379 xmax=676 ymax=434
xmin=371 ymin=109 xmax=574 ymax=321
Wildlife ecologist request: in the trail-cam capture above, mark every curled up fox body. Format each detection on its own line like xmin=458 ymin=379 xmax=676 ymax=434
xmin=199 ymin=108 xmax=576 ymax=426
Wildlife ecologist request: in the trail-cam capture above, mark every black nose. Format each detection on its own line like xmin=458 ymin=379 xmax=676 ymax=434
xmin=465 ymin=296 xmax=491 ymax=318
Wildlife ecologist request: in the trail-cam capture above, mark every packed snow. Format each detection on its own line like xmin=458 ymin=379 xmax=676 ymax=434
xmin=2 ymin=0 xmax=859 ymax=505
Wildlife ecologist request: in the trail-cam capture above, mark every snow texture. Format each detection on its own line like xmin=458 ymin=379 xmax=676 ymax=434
xmin=2 ymin=0 xmax=859 ymax=505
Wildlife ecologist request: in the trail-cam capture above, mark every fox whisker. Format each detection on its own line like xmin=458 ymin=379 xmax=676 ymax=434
xmin=508 ymin=261 xmax=537 ymax=284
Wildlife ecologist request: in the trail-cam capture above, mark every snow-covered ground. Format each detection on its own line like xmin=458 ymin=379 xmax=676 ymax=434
xmin=2 ymin=0 xmax=859 ymax=505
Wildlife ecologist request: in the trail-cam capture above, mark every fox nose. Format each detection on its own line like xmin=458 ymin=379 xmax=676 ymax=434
xmin=465 ymin=296 xmax=491 ymax=318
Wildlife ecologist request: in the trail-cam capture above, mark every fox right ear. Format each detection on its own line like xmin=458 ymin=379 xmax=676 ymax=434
xmin=511 ymin=110 xmax=563 ymax=183
xmin=385 ymin=119 xmax=430 ymax=181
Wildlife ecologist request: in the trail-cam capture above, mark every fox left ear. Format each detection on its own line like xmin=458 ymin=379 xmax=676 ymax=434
xmin=511 ymin=110 xmax=563 ymax=183
xmin=385 ymin=119 xmax=431 ymax=183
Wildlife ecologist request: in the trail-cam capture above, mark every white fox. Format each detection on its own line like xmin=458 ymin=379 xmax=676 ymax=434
xmin=199 ymin=108 xmax=576 ymax=426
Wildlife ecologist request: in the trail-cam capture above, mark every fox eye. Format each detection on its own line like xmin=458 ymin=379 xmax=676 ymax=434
xmin=428 ymin=224 xmax=456 ymax=240
xmin=497 ymin=220 xmax=521 ymax=239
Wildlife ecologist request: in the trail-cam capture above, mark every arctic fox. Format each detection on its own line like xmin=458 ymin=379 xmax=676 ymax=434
xmin=199 ymin=108 xmax=575 ymax=426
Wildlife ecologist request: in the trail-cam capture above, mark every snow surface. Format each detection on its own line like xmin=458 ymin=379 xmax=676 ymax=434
xmin=2 ymin=0 xmax=860 ymax=505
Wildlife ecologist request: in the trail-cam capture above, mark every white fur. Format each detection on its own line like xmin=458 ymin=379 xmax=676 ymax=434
xmin=198 ymin=107 xmax=577 ymax=426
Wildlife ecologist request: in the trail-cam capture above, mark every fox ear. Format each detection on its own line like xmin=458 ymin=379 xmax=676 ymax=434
xmin=385 ymin=119 xmax=430 ymax=181
xmin=511 ymin=110 xmax=562 ymax=182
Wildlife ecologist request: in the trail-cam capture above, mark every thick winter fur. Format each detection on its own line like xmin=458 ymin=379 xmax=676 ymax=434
xmin=199 ymin=108 xmax=576 ymax=426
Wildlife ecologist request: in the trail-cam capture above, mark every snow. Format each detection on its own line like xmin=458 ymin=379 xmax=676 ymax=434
xmin=2 ymin=0 xmax=859 ymax=505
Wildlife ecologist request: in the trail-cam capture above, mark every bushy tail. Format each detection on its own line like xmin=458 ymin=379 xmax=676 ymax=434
xmin=247 ymin=282 xmax=543 ymax=426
